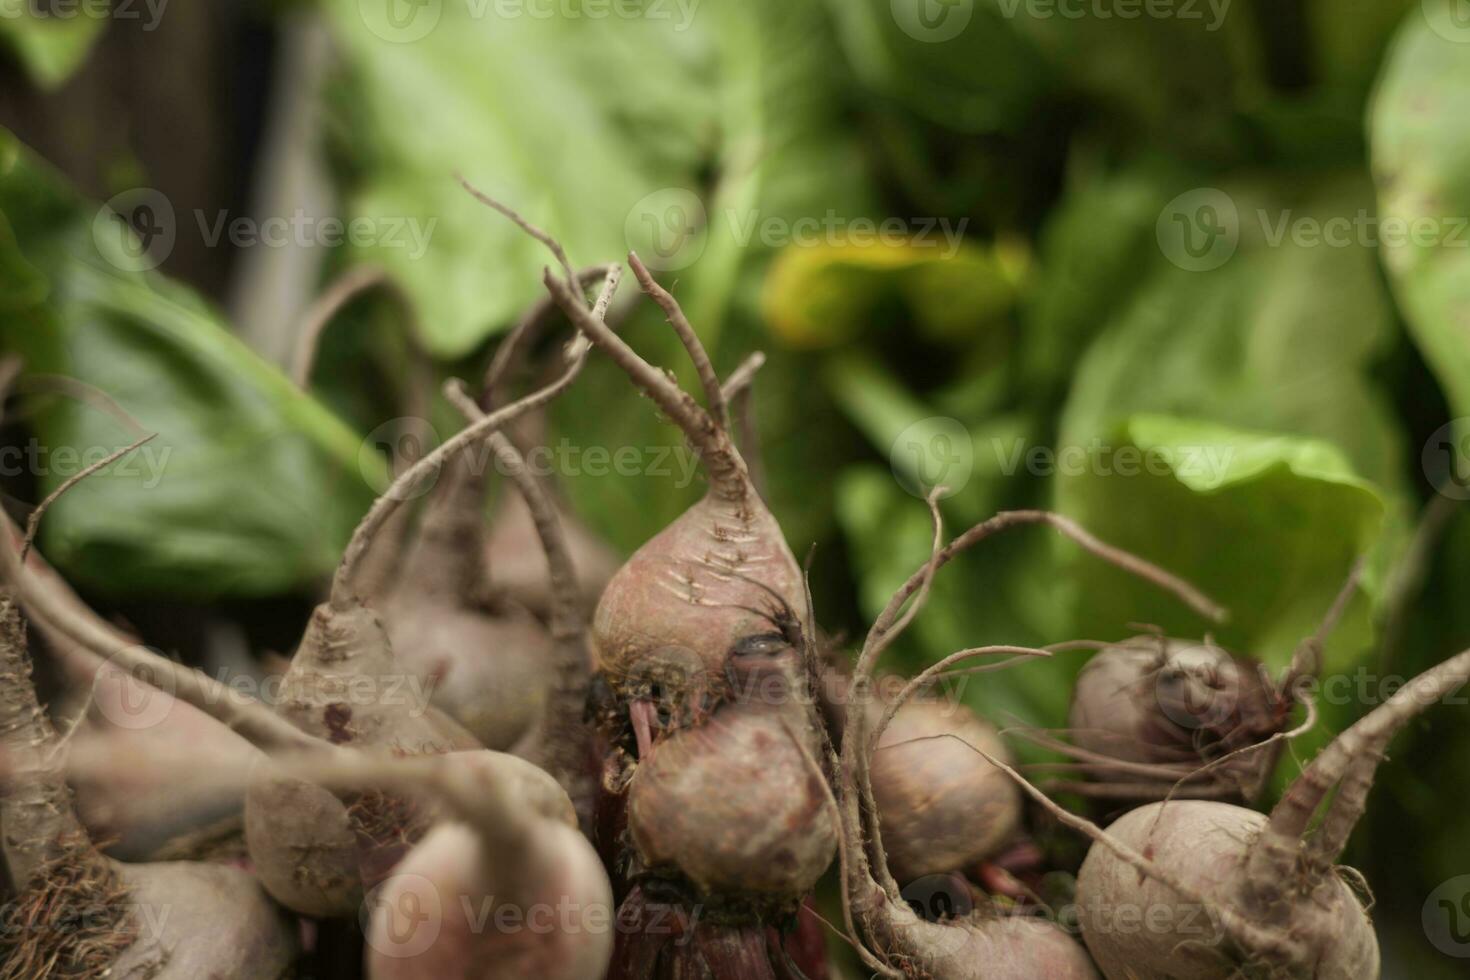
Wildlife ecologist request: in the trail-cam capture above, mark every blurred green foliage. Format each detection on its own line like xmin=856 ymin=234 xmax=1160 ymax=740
xmin=2 ymin=2 xmax=1470 ymax=973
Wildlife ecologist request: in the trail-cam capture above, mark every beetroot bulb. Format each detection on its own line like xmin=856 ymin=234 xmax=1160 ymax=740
xmin=826 ymin=500 xmax=1226 ymax=980
xmin=242 ymin=327 xmax=617 ymax=918
xmin=200 ymin=743 xmax=611 ymax=980
xmin=377 ymin=267 xmax=621 ymax=754
xmin=287 ymin=265 xmax=615 ymax=753
xmin=815 ymin=663 xmax=1027 ymax=887
xmin=1058 ymin=564 xmax=1362 ymax=808
xmin=1060 ymin=644 xmax=1470 ymax=980
xmin=0 ymin=521 xmax=262 ymax=860
xmin=542 ymin=259 xmax=829 ymax=835
xmin=868 ymin=698 xmax=1023 ymax=884
xmin=448 ymin=186 xmax=837 ymax=974
xmin=441 ymin=378 xmax=602 ymax=824
xmin=0 ymin=453 xmax=297 ymax=979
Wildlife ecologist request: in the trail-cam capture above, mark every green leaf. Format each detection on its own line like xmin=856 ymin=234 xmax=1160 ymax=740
xmin=1013 ymin=1 xmax=1265 ymax=156
xmin=1046 ymin=172 xmax=1413 ymax=747
xmin=520 ymin=0 xmax=873 ymax=558
xmin=824 ymin=0 xmax=1053 ymax=133
xmin=1058 ymin=415 xmax=1383 ymax=669
xmin=1370 ymin=13 xmax=1470 ymax=423
xmin=0 ymin=129 xmax=379 ymax=598
xmin=322 ymin=0 xmax=714 ymax=357
xmin=1022 ymin=159 xmax=1191 ymax=392
xmin=1057 ymin=173 xmax=1407 ymax=501
xmin=0 ymin=0 xmax=106 ymax=89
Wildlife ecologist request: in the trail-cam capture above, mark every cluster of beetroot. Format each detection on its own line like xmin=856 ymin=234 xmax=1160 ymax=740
xmin=0 ymin=190 xmax=1461 ymax=980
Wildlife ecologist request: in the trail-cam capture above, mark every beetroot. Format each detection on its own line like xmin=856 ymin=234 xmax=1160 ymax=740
xmin=244 ymin=335 xmax=603 ymax=917
xmin=0 ymin=565 xmax=297 ymax=978
xmin=869 ymin=699 xmax=1021 ymax=883
xmin=826 ymin=500 xmax=1225 ymax=978
xmin=538 ymin=253 xmax=838 ymax=900
xmin=1067 ymin=646 xmax=1470 ymax=979
xmin=289 ymin=264 xmax=617 ymax=753
xmin=456 ymin=181 xmax=832 ymax=903
xmin=431 ymin=201 xmax=839 ymax=973
xmin=1059 ymin=566 xmax=1360 ymax=807
xmin=1063 ymin=636 xmax=1287 ymax=802
xmin=442 ymin=378 xmax=602 ymax=823
xmin=377 ymin=264 xmax=618 ymax=753
xmin=253 ymin=747 xmax=611 ymax=980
